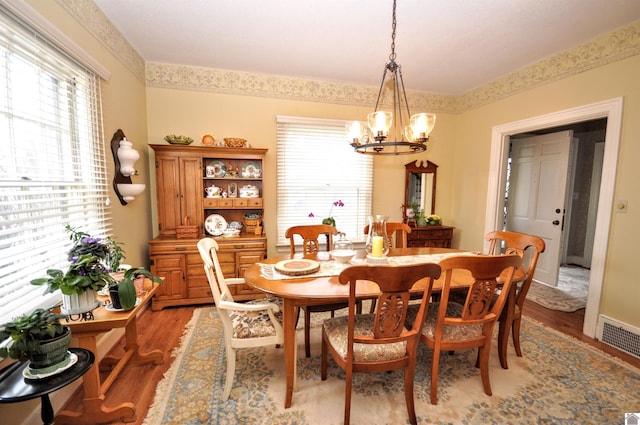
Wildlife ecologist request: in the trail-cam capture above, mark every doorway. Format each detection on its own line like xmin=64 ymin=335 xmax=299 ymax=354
xmin=484 ymin=98 xmax=623 ymax=338
xmin=507 ymin=119 xmax=606 ymax=291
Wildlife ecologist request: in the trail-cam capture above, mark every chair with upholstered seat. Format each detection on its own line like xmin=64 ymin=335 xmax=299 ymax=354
xmin=285 ymin=224 xmax=347 ymax=357
xmin=197 ymin=237 xmax=283 ymax=401
xmin=321 ymin=263 xmax=441 ymax=425
xmin=406 ymin=254 xmax=521 ymax=404
xmin=485 ymin=230 xmax=545 ymax=368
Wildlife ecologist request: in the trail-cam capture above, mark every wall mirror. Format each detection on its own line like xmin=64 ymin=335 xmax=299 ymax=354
xmin=404 ymin=160 xmax=438 ymax=218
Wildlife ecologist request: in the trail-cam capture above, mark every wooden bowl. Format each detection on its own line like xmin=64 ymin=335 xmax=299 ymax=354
xmin=224 ymin=138 xmax=247 ymax=148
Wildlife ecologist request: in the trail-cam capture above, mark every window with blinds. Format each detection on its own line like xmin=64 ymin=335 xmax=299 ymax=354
xmin=0 ymin=8 xmax=110 ymax=324
xmin=276 ymin=116 xmax=373 ymax=247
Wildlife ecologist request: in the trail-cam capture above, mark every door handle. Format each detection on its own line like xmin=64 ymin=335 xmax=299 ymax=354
xmin=552 ymin=220 xmax=560 ymax=225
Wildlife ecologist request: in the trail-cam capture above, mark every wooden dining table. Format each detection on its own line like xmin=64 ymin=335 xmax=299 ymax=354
xmin=244 ymin=246 xmax=523 ymax=408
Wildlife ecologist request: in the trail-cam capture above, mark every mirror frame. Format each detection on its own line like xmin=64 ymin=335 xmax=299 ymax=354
xmin=404 ymin=160 xmax=438 ymax=221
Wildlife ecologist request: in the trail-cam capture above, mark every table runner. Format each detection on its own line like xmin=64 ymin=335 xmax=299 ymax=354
xmin=257 ymin=252 xmax=463 ymax=280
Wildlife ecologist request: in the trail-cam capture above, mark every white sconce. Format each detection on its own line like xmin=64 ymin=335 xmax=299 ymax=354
xmin=111 ymin=129 xmax=146 ymax=205
xmin=117 ymin=137 xmax=140 ymax=177
xmin=116 ymin=183 xmax=146 ymax=202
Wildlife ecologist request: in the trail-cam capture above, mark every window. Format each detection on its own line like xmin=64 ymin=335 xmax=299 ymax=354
xmin=276 ymin=116 xmax=373 ymax=247
xmin=0 ymin=8 xmax=109 ymax=324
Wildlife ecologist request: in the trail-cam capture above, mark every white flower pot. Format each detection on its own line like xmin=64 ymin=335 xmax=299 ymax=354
xmin=61 ymin=289 xmax=100 ymax=315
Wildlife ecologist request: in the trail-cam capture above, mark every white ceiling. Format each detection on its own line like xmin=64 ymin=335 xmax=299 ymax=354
xmin=93 ymin=0 xmax=640 ymax=95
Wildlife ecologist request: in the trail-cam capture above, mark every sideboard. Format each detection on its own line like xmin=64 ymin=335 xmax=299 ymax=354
xmin=406 ymin=225 xmax=455 ymax=248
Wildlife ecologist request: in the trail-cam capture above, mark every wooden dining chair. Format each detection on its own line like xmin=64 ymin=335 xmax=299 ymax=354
xmin=485 ymin=230 xmax=545 ymax=368
xmin=197 ymin=238 xmax=283 ymax=401
xmin=363 ymin=222 xmax=413 ymax=313
xmin=321 ymin=263 xmax=442 ymax=425
xmin=363 ymin=221 xmax=412 ymax=248
xmin=285 ymin=224 xmax=347 ymax=357
xmin=406 ymin=253 xmax=521 ymax=404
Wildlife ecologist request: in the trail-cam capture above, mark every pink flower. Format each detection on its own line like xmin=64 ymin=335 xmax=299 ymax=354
xmin=309 ymin=200 xmax=344 ymax=219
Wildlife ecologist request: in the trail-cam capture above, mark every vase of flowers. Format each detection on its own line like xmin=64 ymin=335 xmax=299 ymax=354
xmin=31 ymin=225 xmax=125 ymax=315
xmin=309 ymin=200 xmax=344 ymax=227
xmin=426 ymin=214 xmax=442 ymax=226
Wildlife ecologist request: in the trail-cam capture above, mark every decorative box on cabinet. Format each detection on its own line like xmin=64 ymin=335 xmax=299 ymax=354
xmin=406 ymin=225 xmax=454 ymax=248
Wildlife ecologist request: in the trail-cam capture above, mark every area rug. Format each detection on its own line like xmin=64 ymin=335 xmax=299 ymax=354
xmin=526 ymin=265 xmax=590 ymax=312
xmin=144 ymin=307 xmax=640 ymax=425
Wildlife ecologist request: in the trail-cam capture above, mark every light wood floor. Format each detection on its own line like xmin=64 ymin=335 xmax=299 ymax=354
xmin=60 ymin=300 xmax=640 ymax=425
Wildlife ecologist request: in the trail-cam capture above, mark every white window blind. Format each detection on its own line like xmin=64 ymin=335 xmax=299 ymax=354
xmin=0 ymin=7 xmax=110 ymax=324
xmin=276 ymin=116 xmax=373 ymax=247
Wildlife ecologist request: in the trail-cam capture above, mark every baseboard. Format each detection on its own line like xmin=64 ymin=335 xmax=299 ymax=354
xmin=597 ymin=314 xmax=640 ymax=359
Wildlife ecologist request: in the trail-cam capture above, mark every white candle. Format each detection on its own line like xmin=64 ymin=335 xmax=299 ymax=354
xmin=372 ymin=236 xmax=384 ymax=257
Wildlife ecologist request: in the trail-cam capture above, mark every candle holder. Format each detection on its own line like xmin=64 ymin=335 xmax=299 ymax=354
xmin=366 ymin=254 xmax=388 ymax=265
xmin=365 ymin=214 xmax=390 ymax=257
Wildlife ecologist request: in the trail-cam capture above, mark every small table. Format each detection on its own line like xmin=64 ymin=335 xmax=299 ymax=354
xmin=55 ymin=281 xmax=164 ymax=424
xmin=0 ymin=348 xmax=94 ymax=425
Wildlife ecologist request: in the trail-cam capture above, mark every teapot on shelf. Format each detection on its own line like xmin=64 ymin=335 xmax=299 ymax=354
xmin=205 ymin=185 xmax=222 ymax=198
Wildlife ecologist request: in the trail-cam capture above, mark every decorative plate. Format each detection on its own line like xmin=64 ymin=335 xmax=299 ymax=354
xmin=201 ymin=134 xmax=216 ymax=146
xmin=210 ymin=160 xmax=227 ymax=178
xmin=205 ymin=214 xmax=228 ymax=235
xmin=105 ymin=297 xmax=141 ymax=311
xmin=241 ymin=161 xmax=261 ymax=178
xmin=23 ymin=351 xmax=78 ymax=380
xmin=274 ymin=259 xmax=320 ymax=276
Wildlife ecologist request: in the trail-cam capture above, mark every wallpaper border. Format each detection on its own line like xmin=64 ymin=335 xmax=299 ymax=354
xmin=60 ymin=1 xmax=640 ymax=113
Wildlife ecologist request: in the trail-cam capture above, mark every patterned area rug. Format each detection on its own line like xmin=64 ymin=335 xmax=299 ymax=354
xmin=526 ymin=265 xmax=589 ymax=312
xmin=144 ymin=307 xmax=639 ymax=425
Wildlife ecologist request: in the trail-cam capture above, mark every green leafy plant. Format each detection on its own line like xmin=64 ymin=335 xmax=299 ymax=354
xmin=31 ymin=253 xmax=115 ymax=295
xmin=111 ymin=267 xmax=163 ymax=311
xmin=0 ymin=308 xmax=66 ymax=362
xmin=31 ymin=225 xmax=126 ymax=295
xmin=65 ymin=224 xmax=125 ymax=272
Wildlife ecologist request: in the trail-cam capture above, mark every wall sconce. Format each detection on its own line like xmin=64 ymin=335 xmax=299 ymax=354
xmin=111 ymin=129 xmax=146 ymax=205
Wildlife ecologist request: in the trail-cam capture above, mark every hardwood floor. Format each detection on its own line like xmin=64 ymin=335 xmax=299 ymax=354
xmin=59 ymin=300 xmax=639 ymax=425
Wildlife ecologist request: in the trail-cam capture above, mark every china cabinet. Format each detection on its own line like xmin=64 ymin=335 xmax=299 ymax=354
xmin=149 ymin=145 xmax=267 ymax=309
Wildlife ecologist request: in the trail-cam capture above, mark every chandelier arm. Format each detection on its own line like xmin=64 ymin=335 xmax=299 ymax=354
xmin=398 ymin=66 xmax=412 ymax=119
xmin=374 ymin=66 xmax=390 ymax=112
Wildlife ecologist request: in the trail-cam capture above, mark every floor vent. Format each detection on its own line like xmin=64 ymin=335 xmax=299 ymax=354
xmin=598 ymin=315 xmax=640 ymax=359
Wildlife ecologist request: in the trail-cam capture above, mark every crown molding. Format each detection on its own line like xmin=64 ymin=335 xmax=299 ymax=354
xmin=56 ymin=0 xmax=145 ymax=82
xmin=60 ymin=1 xmax=640 ymax=113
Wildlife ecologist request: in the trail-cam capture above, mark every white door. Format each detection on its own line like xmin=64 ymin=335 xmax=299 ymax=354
xmin=506 ymin=130 xmax=572 ymax=286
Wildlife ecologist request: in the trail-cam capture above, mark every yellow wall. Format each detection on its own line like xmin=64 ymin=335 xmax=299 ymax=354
xmin=145 ymin=88 xmax=459 ymax=252
xmin=453 ymin=54 xmax=640 ymax=327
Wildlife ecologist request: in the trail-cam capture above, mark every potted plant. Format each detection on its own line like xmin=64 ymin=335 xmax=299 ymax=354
xmin=30 ymin=225 xmax=125 ymax=315
xmin=108 ymin=267 xmax=162 ymax=311
xmin=0 ymin=307 xmax=71 ymax=370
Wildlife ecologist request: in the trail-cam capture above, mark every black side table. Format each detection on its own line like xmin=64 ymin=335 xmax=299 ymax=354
xmin=0 ymin=347 xmax=94 ymax=425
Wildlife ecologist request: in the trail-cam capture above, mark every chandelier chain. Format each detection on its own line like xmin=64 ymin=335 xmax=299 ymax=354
xmin=389 ymin=0 xmax=397 ymax=62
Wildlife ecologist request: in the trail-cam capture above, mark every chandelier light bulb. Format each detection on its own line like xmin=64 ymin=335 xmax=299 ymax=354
xmin=345 ymin=121 xmax=368 ymax=144
xmin=410 ymin=113 xmax=436 ymax=141
xmin=367 ymin=111 xmax=392 ymax=140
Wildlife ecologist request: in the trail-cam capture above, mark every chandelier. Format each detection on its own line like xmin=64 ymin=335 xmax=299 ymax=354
xmin=347 ymin=0 xmax=436 ymax=155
